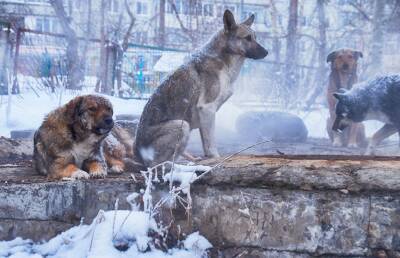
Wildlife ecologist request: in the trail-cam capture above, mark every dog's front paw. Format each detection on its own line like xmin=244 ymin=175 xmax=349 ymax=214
xmin=182 ymin=151 xmax=202 ymax=162
xmin=69 ymin=170 xmax=90 ymax=180
xmin=205 ymin=153 xmax=220 ymax=159
xmin=348 ymin=142 xmax=358 ymax=148
xmin=332 ymin=138 xmax=343 ymax=147
xmin=364 ymin=146 xmax=376 ymax=156
xmin=88 ymin=162 xmax=108 ymax=178
xmin=110 ymin=164 xmax=124 ymax=174
xmin=90 ymin=168 xmax=107 ymax=178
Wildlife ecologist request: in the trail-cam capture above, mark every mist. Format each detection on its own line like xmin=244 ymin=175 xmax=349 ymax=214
xmin=1 ymin=0 xmax=400 ymax=156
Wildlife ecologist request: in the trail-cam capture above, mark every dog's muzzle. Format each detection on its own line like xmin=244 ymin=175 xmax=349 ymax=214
xmin=246 ymin=44 xmax=268 ymax=60
xmin=95 ymin=117 xmax=114 ymax=135
xmin=332 ymin=117 xmax=348 ymax=133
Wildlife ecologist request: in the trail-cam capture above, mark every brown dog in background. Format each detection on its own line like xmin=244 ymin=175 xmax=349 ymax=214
xmin=34 ymin=95 xmax=115 ymax=180
xmin=326 ymin=48 xmax=366 ymax=147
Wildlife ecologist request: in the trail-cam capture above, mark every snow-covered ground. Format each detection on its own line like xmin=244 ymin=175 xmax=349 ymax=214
xmin=0 ymin=76 xmax=147 ymax=137
xmin=216 ymin=100 xmax=389 ymax=140
xmin=0 ymin=76 xmax=391 ymax=140
xmin=0 ymin=210 xmax=211 ymax=258
xmin=0 ymin=163 xmax=212 ymax=258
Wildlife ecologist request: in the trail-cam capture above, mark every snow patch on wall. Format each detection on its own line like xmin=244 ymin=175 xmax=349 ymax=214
xmin=0 ymin=210 xmax=211 ymax=258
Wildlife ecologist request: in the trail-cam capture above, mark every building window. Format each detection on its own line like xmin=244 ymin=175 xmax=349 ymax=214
xmin=167 ymin=0 xmax=181 ymax=14
xmin=299 ymin=16 xmax=307 ymax=26
xmin=110 ymin=0 xmax=119 ymax=13
xmin=342 ymin=11 xmax=358 ymax=26
xmin=74 ymin=0 xmax=81 ymax=9
xmin=384 ymin=38 xmax=396 ymax=55
xmin=52 ymin=20 xmax=59 ymax=33
xmin=136 ymin=1 xmax=148 ymax=15
xmin=36 ymin=17 xmax=50 ymax=32
xmin=35 ymin=18 xmax=42 ymax=31
xmin=194 ymin=2 xmax=202 ymax=15
xmin=203 ymin=4 xmax=213 ymax=16
xmin=133 ymin=31 xmax=148 ymax=43
xmin=181 ymin=1 xmax=201 ymax=15
xmin=182 ymin=1 xmax=190 ymax=15
xmin=278 ymin=15 xmax=283 ymax=26
xmin=27 ymin=0 xmax=48 ymax=3
xmin=338 ymin=0 xmax=355 ymax=5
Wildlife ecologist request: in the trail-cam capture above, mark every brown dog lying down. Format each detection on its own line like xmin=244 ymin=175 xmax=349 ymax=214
xmin=33 ymin=95 xmax=121 ymax=180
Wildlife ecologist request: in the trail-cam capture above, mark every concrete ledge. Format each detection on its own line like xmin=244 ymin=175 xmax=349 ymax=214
xmin=1 ymin=155 xmax=400 ymax=257
xmin=199 ymin=155 xmax=400 ymax=192
xmin=191 ymin=187 xmax=400 ymax=256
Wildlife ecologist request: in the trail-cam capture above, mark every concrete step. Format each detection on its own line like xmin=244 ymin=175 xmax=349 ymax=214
xmin=0 ymin=155 xmax=399 ymax=257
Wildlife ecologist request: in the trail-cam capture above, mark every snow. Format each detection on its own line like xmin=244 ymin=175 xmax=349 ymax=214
xmin=0 ymin=76 xmax=393 ymax=141
xmin=0 ymin=76 xmax=147 ymax=137
xmin=217 ymin=101 xmax=390 ymax=139
xmin=126 ymin=193 xmax=141 ymax=211
xmin=163 ymin=164 xmax=210 ymax=194
xmin=0 ymin=159 xmax=213 ymax=257
xmin=153 ymin=52 xmax=188 ymax=73
xmin=183 ymin=232 xmax=212 ymax=255
xmin=0 ymin=210 xmax=211 ymax=258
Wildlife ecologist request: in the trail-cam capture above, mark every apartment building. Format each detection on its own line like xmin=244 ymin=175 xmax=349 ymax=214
xmin=1 ymin=0 xmax=399 ymax=94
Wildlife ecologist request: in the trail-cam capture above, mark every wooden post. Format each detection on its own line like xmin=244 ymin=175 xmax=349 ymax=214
xmin=12 ymin=29 xmax=21 ymax=94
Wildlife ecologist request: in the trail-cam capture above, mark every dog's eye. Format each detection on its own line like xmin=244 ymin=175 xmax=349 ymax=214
xmin=245 ymin=35 xmax=252 ymax=41
xmin=88 ymin=107 xmax=96 ymax=112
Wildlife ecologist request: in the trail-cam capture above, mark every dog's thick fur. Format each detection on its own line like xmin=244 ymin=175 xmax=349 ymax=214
xmin=135 ymin=10 xmax=268 ymax=167
xmin=332 ymin=75 xmax=400 ymax=154
xmin=103 ymin=122 xmax=135 ymax=172
xmin=34 ymin=95 xmax=114 ymax=180
xmin=326 ymin=48 xmax=366 ymax=147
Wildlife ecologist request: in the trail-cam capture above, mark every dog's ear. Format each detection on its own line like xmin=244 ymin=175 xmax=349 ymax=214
xmin=223 ymin=9 xmax=237 ymax=31
xmin=242 ymin=13 xmax=255 ymax=27
xmin=66 ymin=96 xmax=84 ymax=123
xmin=327 ymin=51 xmax=337 ymax=63
xmin=333 ymin=92 xmax=346 ymax=101
xmin=353 ymin=51 xmax=363 ymax=59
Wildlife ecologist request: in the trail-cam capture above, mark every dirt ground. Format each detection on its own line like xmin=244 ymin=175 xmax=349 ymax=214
xmin=187 ymin=135 xmax=400 ymax=157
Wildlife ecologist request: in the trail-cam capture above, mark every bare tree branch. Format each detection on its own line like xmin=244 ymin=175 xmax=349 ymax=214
xmin=349 ymin=2 xmax=372 ymax=22
xmin=49 ymin=0 xmax=83 ymax=89
xmin=122 ymin=0 xmax=136 ymax=51
xmin=167 ymin=0 xmax=195 ymax=44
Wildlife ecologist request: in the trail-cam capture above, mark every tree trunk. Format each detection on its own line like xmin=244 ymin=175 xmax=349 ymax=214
xmin=168 ymin=0 xmax=195 ymax=47
xmin=369 ymin=0 xmax=385 ymax=76
xmin=159 ymin=0 xmax=165 ymax=47
xmin=284 ymin=0 xmax=298 ymax=104
xmin=82 ymin=0 xmax=92 ymax=75
xmin=95 ymin=0 xmax=108 ymax=93
xmin=115 ymin=0 xmax=135 ymax=97
xmin=305 ymin=0 xmax=328 ymax=108
xmin=50 ymin=0 xmax=83 ymax=90
xmin=269 ymin=0 xmax=282 ymax=101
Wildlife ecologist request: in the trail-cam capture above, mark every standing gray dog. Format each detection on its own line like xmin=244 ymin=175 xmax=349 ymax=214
xmin=135 ymin=10 xmax=268 ymax=167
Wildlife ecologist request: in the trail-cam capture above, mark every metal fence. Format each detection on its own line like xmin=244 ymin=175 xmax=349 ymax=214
xmin=1 ymin=28 xmax=323 ymax=108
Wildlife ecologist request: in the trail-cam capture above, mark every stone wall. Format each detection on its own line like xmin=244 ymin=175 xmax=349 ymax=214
xmin=0 ymin=156 xmax=399 ymax=257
